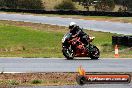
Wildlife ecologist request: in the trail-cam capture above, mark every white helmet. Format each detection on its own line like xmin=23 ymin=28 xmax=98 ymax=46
xmin=69 ymin=22 xmax=77 ymax=29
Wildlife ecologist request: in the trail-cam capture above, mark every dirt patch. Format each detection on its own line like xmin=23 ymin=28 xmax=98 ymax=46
xmin=0 ymin=73 xmax=77 ymax=86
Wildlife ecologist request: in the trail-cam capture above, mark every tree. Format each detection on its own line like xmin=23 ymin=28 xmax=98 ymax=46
xmin=0 ymin=0 xmax=19 ymax=8
xmin=127 ymin=0 xmax=132 ymax=11
xmin=95 ymin=0 xmax=115 ymax=11
xmin=19 ymin=0 xmax=44 ymax=9
xmin=73 ymin=0 xmax=95 ymax=11
xmin=82 ymin=0 xmax=92 ymax=11
xmin=0 ymin=0 xmax=44 ymax=10
xmin=114 ymin=0 xmax=132 ymax=11
xmin=54 ymin=0 xmax=76 ymax=10
xmin=73 ymin=0 xmax=115 ymax=11
xmin=0 ymin=0 xmax=4 ymax=7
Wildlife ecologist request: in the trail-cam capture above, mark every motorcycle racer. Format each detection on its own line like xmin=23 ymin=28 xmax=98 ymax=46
xmin=69 ymin=22 xmax=93 ymax=52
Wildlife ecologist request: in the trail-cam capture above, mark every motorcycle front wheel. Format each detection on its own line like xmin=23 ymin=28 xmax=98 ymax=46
xmin=90 ymin=45 xmax=100 ymax=60
xmin=62 ymin=46 xmax=74 ymax=60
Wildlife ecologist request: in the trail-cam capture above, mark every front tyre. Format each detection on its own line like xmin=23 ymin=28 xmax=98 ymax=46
xmin=90 ymin=46 xmax=100 ymax=60
xmin=62 ymin=47 xmax=74 ymax=60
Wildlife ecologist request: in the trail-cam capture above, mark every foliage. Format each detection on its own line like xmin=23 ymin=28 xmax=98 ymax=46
xmin=114 ymin=0 xmax=127 ymax=5
xmin=73 ymin=0 xmax=95 ymax=11
xmin=73 ymin=0 xmax=115 ymax=11
xmin=95 ymin=0 xmax=115 ymax=11
xmin=18 ymin=0 xmax=44 ymax=9
xmin=0 ymin=0 xmax=44 ymax=9
xmin=31 ymin=79 xmax=42 ymax=84
xmin=114 ymin=0 xmax=132 ymax=11
xmin=54 ymin=0 xmax=76 ymax=10
xmin=127 ymin=0 xmax=132 ymax=11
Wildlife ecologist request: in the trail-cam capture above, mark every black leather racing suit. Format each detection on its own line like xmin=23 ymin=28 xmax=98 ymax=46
xmin=70 ymin=26 xmax=90 ymax=49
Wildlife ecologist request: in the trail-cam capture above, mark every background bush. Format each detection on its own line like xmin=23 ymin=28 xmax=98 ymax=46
xmin=0 ymin=0 xmax=44 ymax=10
xmin=31 ymin=79 xmax=42 ymax=84
xmin=95 ymin=0 xmax=115 ymax=11
xmin=54 ymin=0 xmax=76 ymax=10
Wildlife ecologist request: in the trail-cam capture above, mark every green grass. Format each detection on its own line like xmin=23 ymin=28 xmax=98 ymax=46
xmin=7 ymin=80 xmax=19 ymax=85
xmin=0 ymin=21 xmax=131 ymax=58
xmin=0 ymin=25 xmax=61 ymax=48
xmin=0 ymin=24 xmax=63 ymax=57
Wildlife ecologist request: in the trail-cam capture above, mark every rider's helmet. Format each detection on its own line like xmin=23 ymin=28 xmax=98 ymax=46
xmin=69 ymin=22 xmax=77 ymax=29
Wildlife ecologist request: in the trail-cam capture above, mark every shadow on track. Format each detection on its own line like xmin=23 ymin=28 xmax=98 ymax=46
xmin=64 ymin=58 xmax=100 ymax=61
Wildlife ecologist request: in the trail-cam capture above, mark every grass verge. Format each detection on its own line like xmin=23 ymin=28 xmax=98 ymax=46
xmin=0 ymin=20 xmax=131 ymax=58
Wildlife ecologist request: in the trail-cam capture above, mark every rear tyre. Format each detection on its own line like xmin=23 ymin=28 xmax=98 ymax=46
xmin=62 ymin=47 xmax=74 ymax=60
xmin=90 ymin=46 xmax=100 ymax=60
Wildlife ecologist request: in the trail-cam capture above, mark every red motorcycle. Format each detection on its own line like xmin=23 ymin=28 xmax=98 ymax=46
xmin=62 ymin=32 xmax=100 ymax=60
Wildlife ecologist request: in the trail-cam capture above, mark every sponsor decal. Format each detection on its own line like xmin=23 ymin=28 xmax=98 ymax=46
xmin=76 ymin=66 xmax=131 ymax=85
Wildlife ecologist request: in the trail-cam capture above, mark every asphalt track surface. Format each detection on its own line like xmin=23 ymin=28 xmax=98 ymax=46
xmin=0 ymin=58 xmax=132 ymax=73
xmin=0 ymin=13 xmax=132 ymax=35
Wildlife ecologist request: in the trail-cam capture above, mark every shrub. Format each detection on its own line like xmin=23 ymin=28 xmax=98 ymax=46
xmin=54 ymin=0 xmax=76 ymax=10
xmin=31 ymin=79 xmax=42 ymax=84
xmin=95 ymin=0 xmax=115 ymax=11
xmin=128 ymin=0 xmax=132 ymax=11
xmin=0 ymin=0 xmax=44 ymax=10
xmin=18 ymin=0 xmax=44 ymax=10
xmin=8 ymin=80 xmax=19 ymax=85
